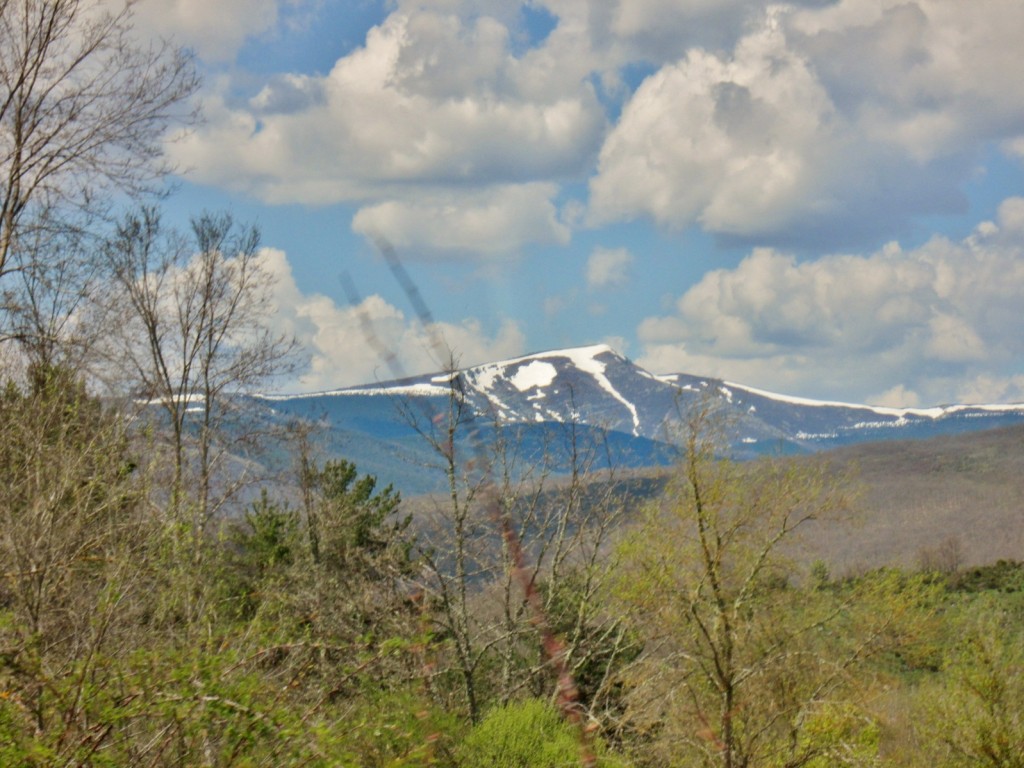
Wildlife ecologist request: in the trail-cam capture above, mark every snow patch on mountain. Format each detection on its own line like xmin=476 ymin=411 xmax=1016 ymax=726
xmin=447 ymin=344 xmax=645 ymax=435
xmin=243 ymin=343 xmax=1024 ymax=500
xmin=561 ymin=346 xmax=641 ymax=436
xmin=347 ymin=383 xmax=452 ymax=397
xmin=257 ymin=345 xmax=1024 ymax=458
xmin=511 ymin=361 xmax=558 ymax=391
xmin=468 ymin=343 xmax=614 ymax=374
xmin=257 ymin=382 xmax=451 ymax=399
xmin=474 ymin=367 xmax=499 ymax=391
xmin=725 ymin=381 xmax=1024 ymax=419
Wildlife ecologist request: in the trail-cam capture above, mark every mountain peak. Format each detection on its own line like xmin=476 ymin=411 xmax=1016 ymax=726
xmin=455 ymin=343 xmax=644 ymax=435
xmin=463 ymin=343 xmax=623 ymax=374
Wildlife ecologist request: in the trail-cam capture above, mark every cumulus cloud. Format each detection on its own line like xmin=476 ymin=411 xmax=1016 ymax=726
xmin=636 ymin=198 xmax=1024 ymax=406
xmin=249 ymin=74 xmax=325 ymax=115
xmin=133 ymin=0 xmax=280 ymax=61
xmin=1006 ymin=136 xmax=1024 ymax=160
xmin=256 ymin=248 xmax=526 ymax=392
xmin=589 ymin=23 xmax=841 ymax=238
xmin=790 ymin=1 xmax=1024 ymax=155
xmin=131 ymin=0 xmax=1024 ymax=342
xmin=541 ymin=0 xmax=831 ymax=73
xmin=609 ymin=0 xmax=814 ymax=61
xmin=586 ymin=246 xmax=633 ymax=289
xmin=955 ymin=374 xmax=1024 ymax=406
xmin=158 ymin=0 xmax=1024 ymax=254
xmin=589 ymin=0 xmax=1024 ymax=247
xmin=870 ymin=384 xmax=922 ymax=409
xmin=170 ymin=7 xmax=605 ymax=213
xmin=351 ymin=184 xmax=570 ymax=256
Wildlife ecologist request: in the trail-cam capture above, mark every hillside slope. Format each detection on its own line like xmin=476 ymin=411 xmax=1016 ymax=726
xmin=794 ymin=424 xmax=1024 ymax=573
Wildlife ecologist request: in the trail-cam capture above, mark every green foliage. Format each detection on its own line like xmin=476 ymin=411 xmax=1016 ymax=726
xmin=456 ymin=698 xmax=627 ymax=768
xmin=321 ymin=687 xmax=461 ymax=767
xmin=219 ymin=490 xmax=302 ymax=619
xmin=810 ymin=559 xmax=832 ymax=590
xmin=7 ymin=361 xmax=1024 ymax=767
xmin=306 ymin=458 xmax=410 ymax=574
xmin=0 ymin=692 xmax=53 ymax=766
xmin=834 ymin=567 xmax=947 ymax=677
xmin=919 ymin=597 xmax=1024 ymax=768
xmin=542 ymin=572 xmax=641 ymax=715
xmin=316 ymin=459 xmax=400 ymax=546
xmin=950 ymin=559 xmax=1024 ymax=593
xmin=244 ymin=489 xmax=301 ymax=571
xmin=0 ymin=364 xmax=135 ymax=521
xmin=797 ymin=702 xmax=882 ymax=768
xmin=3 ymin=627 xmax=445 ymax=768
xmin=612 ymin=413 xmax=864 ymax=768
xmin=0 ymin=364 xmax=148 ymax=763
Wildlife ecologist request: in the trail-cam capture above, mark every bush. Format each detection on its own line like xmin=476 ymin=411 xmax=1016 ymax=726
xmin=456 ymin=698 xmax=627 ymax=768
xmin=951 ymin=559 xmax=1024 ymax=593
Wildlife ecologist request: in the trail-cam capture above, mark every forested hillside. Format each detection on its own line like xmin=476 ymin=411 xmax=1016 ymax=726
xmin=795 ymin=425 xmax=1024 ymax=573
xmin=4 ymin=369 xmax=1024 ymax=766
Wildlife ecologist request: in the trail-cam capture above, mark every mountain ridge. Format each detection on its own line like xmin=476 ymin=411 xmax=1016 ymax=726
xmin=247 ymin=345 xmax=1024 ymax=495
xmin=264 ymin=343 xmax=1024 ymax=416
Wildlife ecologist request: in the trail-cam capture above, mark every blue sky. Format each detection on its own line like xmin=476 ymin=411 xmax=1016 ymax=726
xmin=139 ymin=0 xmax=1024 ymax=406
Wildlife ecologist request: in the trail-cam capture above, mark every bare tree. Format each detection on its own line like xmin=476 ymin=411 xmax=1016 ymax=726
xmin=0 ymin=0 xmax=198 ymax=278
xmin=403 ymin=364 xmax=490 ymax=721
xmin=103 ymin=208 xmax=297 ymax=598
xmin=611 ymin=402 xmax=918 ymax=768
xmin=350 ymin=241 xmax=615 ymax=762
xmin=1 ymin=215 xmax=106 ymax=371
xmin=402 ymin=365 xmax=632 ymax=736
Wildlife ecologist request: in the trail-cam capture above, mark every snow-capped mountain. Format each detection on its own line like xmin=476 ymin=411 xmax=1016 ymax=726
xmin=250 ymin=345 xmax=1024 ymax=494
xmin=334 ymin=345 xmax=667 ymax=438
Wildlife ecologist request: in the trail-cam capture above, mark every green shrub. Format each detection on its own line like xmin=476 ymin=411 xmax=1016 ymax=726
xmin=320 ymin=688 xmax=461 ymax=768
xmin=456 ymin=698 xmax=627 ymax=768
xmin=952 ymin=559 xmax=1024 ymax=593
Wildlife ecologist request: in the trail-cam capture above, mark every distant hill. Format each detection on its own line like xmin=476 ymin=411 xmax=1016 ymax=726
xmin=171 ymin=346 xmax=1024 ymax=572
xmin=247 ymin=345 xmax=1024 ymax=496
xmin=503 ymin=423 xmax=1024 ymax=576
xmin=792 ymin=424 xmax=1024 ymax=574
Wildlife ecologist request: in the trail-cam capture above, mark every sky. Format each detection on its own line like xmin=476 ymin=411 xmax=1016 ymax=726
xmin=135 ymin=0 xmax=1024 ymax=407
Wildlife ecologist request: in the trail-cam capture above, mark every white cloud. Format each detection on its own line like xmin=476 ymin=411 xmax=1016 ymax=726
xmin=256 ymin=248 xmax=526 ymax=392
xmin=924 ymin=313 xmax=985 ymax=363
xmin=995 ymin=196 xmax=1024 ymax=234
xmin=134 ymin=0 xmax=280 ymax=61
xmin=870 ymin=384 xmax=922 ymax=409
xmin=1005 ymin=136 xmax=1024 ymax=160
xmin=955 ymin=374 xmax=1024 ymax=406
xmin=585 ymin=246 xmax=632 ymax=289
xmin=170 ymin=7 xmax=605 ymax=213
xmin=159 ymin=0 xmax=1024 ymax=253
xmin=153 ymin=0 xmax=1024 ymax=261
xmin=351 ymin=184 xmax=570 ymax=256
xmin=609 ymin=0 xmax=776 ymax=61
xmin=249 ymin=74 xmax=325 ymax=114
xmin=588 ymin=19 xmax=846 ymax=237
xmin=589 ymin=0 xmax=1024 ymax=246
xmin=636 ymin=198 xmax=1024 ymax=405
xmin=788 ymin=0 xmax=1024 ymax=158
